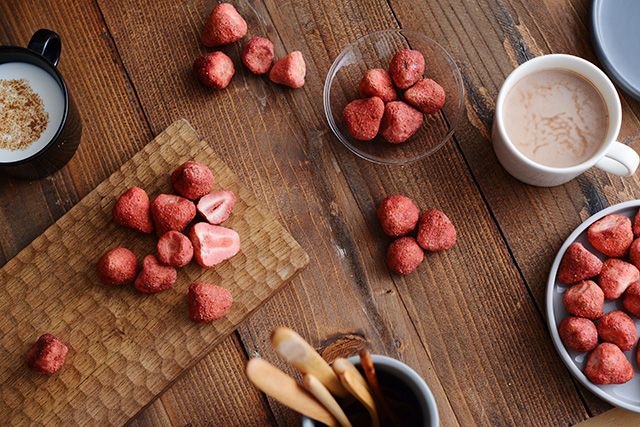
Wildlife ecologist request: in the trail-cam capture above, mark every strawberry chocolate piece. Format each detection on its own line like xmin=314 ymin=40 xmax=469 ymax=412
xmin=27 ymin=334 xmax=68 ymax=374
xmin=201 ymin=2 xmax=247 ymax=47
xmin=377 ymin=195 xmax=420 ymax=238
xmin=157 ymin=231 xmax=194 ymax=268
xmin=389 ymin=49 xmax=425 ymax=90
xmin=379 ymin=101 xmax=423 ymax=144
xmin=623 ymin=281 xmax=640 ymax=319
xmin=599 ymin=258 xmax=640 ymax=300
xmin=193 ymin=52 xmax=235 ymax=90
xmin=97 ymin=247 xmax=138 ymax=286
xmin=134 ymin=255 xmax=177 ymax=294
xmin=342 ymin=97 xmax=385 ymax=141
xmin=171 ymin=161 xmax=216 ymax=200
xmin=587 ymin=214 xmax=633 ymax=258
xmin=189 ymin=222 xmax=241 ymax=268
xmin=558 ymin=317 xmax=598 ymax=353
xmin=189 ymin=282 xmax=233 ymax=323
xmin=242 ymin=37 xmax=274 ymax=75
xmin=113 ymin=187 xmax=154 ymax=234
xmin=417 ymin=208 xmax=456 ymax=251
xmin=151 ymin=194 xmax=197 ymax=237
xmin=585 ymin=342 xmax=634 ymax=385
xmin=386 ymin=237 xmax=424 ymax=275
xmin=597 ymin=310 xmax=637 ymax=351
xmin=269 ymin=51 xmax=306 ymax=89
xmin=562 ymin=280 xmax=604 ymax=320
xmin=358 ymin=69 xmax=397 ymax=103
xmin=557 ymin=242 xmax=603 ymax=284
xmin=197 ymin=190 xmax=236 ymax=225
xmin=404 ymin=78 xmax=445 ymax=115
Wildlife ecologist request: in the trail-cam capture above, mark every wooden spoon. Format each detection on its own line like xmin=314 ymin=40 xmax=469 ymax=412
xmin=335 ymin=365 xmax=380 ymax=427
xmin=246 ymin=358 xmax=338 ymax=427
xmin=270 ymin=327 xmax=349 ymax=398
xmin=333 ymin=357 xmax=371 ymax=393
xmin=304 ymin=373 xmax=353 ymax=427
xmin=359 ymin=348 xmax=402 ymax=427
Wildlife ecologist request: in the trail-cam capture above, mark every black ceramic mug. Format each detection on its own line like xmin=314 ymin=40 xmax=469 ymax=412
xmin=0 ymin=29 xmax=82 ymax=179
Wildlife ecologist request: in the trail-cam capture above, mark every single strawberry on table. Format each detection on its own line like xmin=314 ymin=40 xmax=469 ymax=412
xmin=27 ymin=334 xmax=68 ymax=374
xmin=416 ymin=208 xmax=456 ymax=251
xmin=193 ymin=52 xmax=235 ymax=90
xmin=557 ymin=242 xmax=603 ymax=284
xmin=342 ymin=97 xmax=385 ymax=141
xmin=157 ymin=230 xmax=194 ymax=268
xmin=197 ymin=190 xmax=236 ymax=225
xmin=134 ymin=255 xmax=177 ymax=294
xmin=386 ymin=237 xmax=424 ymax=275
xmin=97 ymin=247 xmax=139 ymax=286
xmin=189 ymin=282 xmax=233 ymax=323
xmin=112 ymin=187 xmax=154 ymax=234
xmin=151 ymin=194 xmax=197 ymax=237
xmin=201 ymin=2 xmax=247 ymax=47
xmin=270 ymin=51 xmax=306 ymax=89
xmin=171 ymin=161 xmax=216 ymax=200
xmin=377 ymin=195 xmax=420 ymax=238
xmin=190 ymin=222 xmax=241 ymax=268
xmin=242 ymin=37 xmax=274 ymax=75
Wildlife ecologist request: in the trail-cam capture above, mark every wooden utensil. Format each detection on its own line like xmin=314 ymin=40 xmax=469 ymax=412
xmin=335 ymin=368 xmax=380 ymax=427
xmin=304 ymin=373 xmax=353 ymax=427
xmin=333 ymin=357 xmax=371 ymax=393
xmin=359 ymin=348 xmax=401 ymax=427
xmin=270 ymin=327 xmax=349 ymax=397
xmin=246 ymin=358 xmax=338 ymax=427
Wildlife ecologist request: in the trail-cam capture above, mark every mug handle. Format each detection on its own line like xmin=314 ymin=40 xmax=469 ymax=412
xmin=594 ymin=141 xmax=640 ymax=177
xmin=27 ymin=29 xmax=61 ymax=66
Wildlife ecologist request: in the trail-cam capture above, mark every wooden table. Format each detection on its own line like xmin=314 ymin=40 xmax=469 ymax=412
xmin=1 ymin=0 xmax=639 ymax=425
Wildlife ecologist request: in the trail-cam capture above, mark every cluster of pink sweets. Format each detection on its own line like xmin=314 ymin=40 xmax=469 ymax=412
xmin=25 ymin=161 xmax=239 ymax=375
xmin=342 ymin=49 xmax=445 ymax=143
xmin=193 ymin=3 xmax=305 ymax=90
xmin=557 ymin=212 xmax=640 ymax=385
xmin=378 ymin=195 xmax=456 ymax=275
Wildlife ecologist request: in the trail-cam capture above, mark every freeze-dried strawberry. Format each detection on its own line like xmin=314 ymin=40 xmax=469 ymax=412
xmin=562 ymin=280 xmax=604 ymax=320
xmin=134 ymin=255 xmax=177 ymax=294
xmin=189 ymin=282 xmax=233 ymax=323
xmin=193 ymin=52 xmax=235 ymax=90
xmin=389 ymin=49 xmax=425 ymax=89
xmin=189 ymin=222 xmax=241 ymax=268
xmin=97 ymin=247 xmax=138 ymax=286
xmin=386 ymin=237 xmax=424 ymax=275
xmin=379 ymin=101 xmax=423 ymax=144
xmin=557 ymin=242 xmax=603 ymax=284
xmin=201 ymin=3 xmax=247 ymax=47
xmin=269 ymin=51 xmax=306 ymax=89
xmin=597 ymin=310 xmax=637 ymax=351
xmin=342 ymin=97 xmax=385 ymax=141
xmin=558 ymin=317 xmax=598 ymax=353
xmin=151 ymin=194 xmax=197 ymax=237
xmin=377 ymin=195 xmax=420 ymax=238
xmin=197 ymin=191 xmax=236 ymax=225
xmin=27 ymin=334 xmax=68 ymax=374
xmin=242 ymin=37 xmax=274 ymax=75
xmin=157 ymin=231 xmax=194 ymax=268
xmin=358 ymin=69 xmax=397 ymax=103
xmin=623 ymin=281 xmax=640 ymax=319
xmin=112 ymin=187 xmax=154 ymax=234
xmin=587 ymin=214 xmax=633 ymax=258
xmin=599 ymin=258 xmax=640 ymax=300
xmin=585 ymin=342 xmax=634 ymax=384
xmin=171 ymin=161 xmax=215 ymax=200
xmin=404 ymin=78 xmax=445 ymax=114
xmin=417 ymin=208 xmax=456 ymax=251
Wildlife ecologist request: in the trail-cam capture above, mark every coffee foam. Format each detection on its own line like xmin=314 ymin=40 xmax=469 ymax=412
xmin=0 ymin=62 xmax=65 ymax=163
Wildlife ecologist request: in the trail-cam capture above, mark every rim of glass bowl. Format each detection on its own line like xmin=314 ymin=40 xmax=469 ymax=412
xmin=323 ymin=29 xmax=465 ymax=165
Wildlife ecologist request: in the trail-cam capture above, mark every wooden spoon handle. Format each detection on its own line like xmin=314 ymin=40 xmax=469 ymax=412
xmin=246 ymin=358 xmax=338 ymax=427
xmin=359 ymin=348 xmax=402 ymax=427
xmin=333 ymin=358 xmax=372 ymax=393
xmin=304 ymin=374 xmax=353 ymax=427
xmin=270 ymin=327 xmax=348 ymax=398
xmin=337 ymin=369 xmax=380 ymax=427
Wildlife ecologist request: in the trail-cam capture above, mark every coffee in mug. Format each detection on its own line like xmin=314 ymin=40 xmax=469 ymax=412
xmin=492 ymin=54 xmax=639 ymax=187
xmin=503 ymin=69 xmax=608 ymax=168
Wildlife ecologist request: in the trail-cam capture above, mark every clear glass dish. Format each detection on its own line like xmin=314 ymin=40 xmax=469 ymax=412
xmin=323 ymin=29 xmax=465 ymax=165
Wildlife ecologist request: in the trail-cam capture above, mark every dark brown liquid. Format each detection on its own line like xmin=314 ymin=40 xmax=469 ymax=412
xmin=503 ymin=69 xmax=608 ymax=168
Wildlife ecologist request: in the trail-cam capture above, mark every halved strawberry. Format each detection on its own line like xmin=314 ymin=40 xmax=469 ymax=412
xmin=189 ymin=222 xmax=241 ymax=268
xmin=197 ymin=191 xmax=236 ymax=225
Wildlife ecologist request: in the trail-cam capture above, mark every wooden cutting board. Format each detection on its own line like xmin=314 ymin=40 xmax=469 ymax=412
xmin=0 ymin=119 xmax=309 ymax=425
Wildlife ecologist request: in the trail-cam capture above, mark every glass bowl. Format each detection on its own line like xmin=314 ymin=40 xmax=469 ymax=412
xmin=323 ymin=29 xmax=465 ymax=165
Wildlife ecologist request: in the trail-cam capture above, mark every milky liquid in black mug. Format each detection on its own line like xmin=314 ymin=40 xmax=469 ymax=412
xmin=0 ymin=29 xmax=82 ymax=179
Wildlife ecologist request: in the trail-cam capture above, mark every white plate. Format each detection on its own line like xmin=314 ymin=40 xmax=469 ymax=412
xmin=547 ymin=200 xmax=640 ymax=412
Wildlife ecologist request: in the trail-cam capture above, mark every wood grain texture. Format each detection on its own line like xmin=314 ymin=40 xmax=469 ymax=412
xmin=0 ymin=119 xmax=308 ymax=425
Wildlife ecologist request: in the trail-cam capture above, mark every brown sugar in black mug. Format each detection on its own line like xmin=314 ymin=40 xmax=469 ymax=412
xmin=0 ymin=29 xmax=82 ymax=179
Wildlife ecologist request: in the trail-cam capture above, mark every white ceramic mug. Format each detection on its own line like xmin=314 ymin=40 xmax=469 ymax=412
xmin=492 ymin=54 xmax=639 ymax=187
